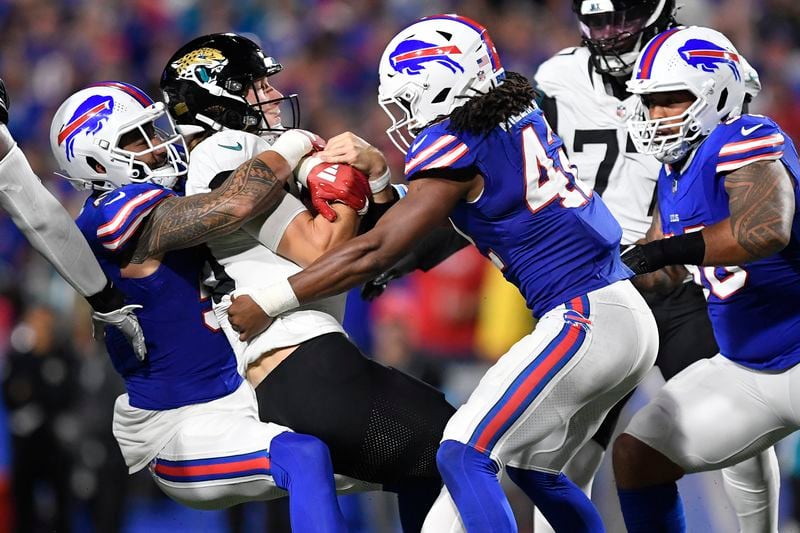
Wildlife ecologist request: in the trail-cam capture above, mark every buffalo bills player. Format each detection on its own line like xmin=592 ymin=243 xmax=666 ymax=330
xmin=48 ymin=81 xmax=360 ymax=531
xmin=0 ymin=77 xmax=146 ymax=358
xmin=161 ymin=33 xmax=457 ymax=532
xmin=227 ymin=14 xmax=659 ymax=532
xmin=533 ymin=2 xmax=778 ymax=531
xmin=609 ymin=26 xmax=800 ymax=532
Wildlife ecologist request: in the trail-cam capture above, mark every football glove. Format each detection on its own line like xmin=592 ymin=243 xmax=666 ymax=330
xmin=621 ymin=244 xmax=656 ymax=276
xmin=92 ymin=305 xmax=146 ymax=361
xmin=361 ymin=268 xmax=402 ymax=301
xmin=305 ymin=160 xmax=371 ymax=222
xmin=86 ymin=281 xmax=147 ymax=361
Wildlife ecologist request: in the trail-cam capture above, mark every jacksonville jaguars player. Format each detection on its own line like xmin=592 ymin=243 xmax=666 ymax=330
xmin=533 ymin=2 xmax=778 ymax=531
xmin=0 ymin=77 xmax=145 ymax=358
xmin=227 ymin=14 xmax=659 ymax=532
xmin=607 ymin=26 xmax=800 ymax=532
xmin=49 ymin=81 xmax=362 ymax=532
xmin=161 ymin=33 xmax=458 ymax=532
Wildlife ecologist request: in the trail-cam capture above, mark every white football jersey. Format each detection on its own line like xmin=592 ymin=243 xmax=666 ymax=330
xmin=535 ymin=47 xmax=661 ymax=245
xmin=186 ymin=129 xmax=345 ymax=359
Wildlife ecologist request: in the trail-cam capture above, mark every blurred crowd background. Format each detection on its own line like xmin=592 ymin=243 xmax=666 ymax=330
xmin=0 ymin=0 xmax=799 ymax=531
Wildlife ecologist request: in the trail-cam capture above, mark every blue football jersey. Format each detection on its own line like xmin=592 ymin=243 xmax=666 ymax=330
xmin=76 ymin=183 xmax=242 ymax=410
xmin=659 ymin=114 xmax=800 ymax=370
xmin=405 ymin=105 xmax=632 ymax=317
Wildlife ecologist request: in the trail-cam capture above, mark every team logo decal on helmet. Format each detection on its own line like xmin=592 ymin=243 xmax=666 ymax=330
xmin=389 ymin=40 xmax=464 ymax=75
xmin=57 ymin=95 xmax=114 ymax=161
xmin=170 ymin=47 xmax=229 ymax=85
xmin=679 ymin=39 xmax=741 ymax=80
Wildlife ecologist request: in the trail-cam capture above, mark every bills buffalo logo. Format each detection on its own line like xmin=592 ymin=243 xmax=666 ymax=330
xmin=679 ymin=39 xmax=741 ymax=81
xmin=57 ymin=95 xmax=114 ymax=161
xmin=389 ymin=39 xmax=464 ymax=75
xmin=170 ymin=47 xmax=229 ymax=84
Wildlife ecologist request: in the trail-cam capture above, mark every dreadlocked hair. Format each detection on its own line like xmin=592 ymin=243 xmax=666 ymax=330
xmin=448 ymin=71 xmax=535 ymax=136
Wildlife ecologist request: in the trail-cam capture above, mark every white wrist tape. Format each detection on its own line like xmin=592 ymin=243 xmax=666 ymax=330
xmin=369 ymin=166 xmax=391 ymax=194
xmin=294 ymin=154 xmax=323 ymax=188
xmin=233 ymin=278 xmax=299 ymax=318
xmin=269 ymin=130 xmax=314 ymax=170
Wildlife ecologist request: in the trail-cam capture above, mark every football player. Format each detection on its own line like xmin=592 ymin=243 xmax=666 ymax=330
xmin=0 ymin=78 xmax=146 ymax=359
xmin=227 ymin=14 xmax=659 ymax=532
xmin=532 ymin=1 xmax=778 ymax=531
xmin=611 ymin=26 xmax=800 ymax=532
xmin=160 ymin=33 xmax=457 ymax=532
xmin=49 ymin=81 xmax=363 ymax=532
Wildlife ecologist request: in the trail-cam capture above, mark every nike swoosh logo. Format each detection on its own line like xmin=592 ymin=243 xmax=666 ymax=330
xmin=740 ymin=124 xmax=763 ymax=136
xmin=410 ymin=133 xmax=428 ymax=153
xmin=218 ymin=141 xmax=243 ymax=151
xmin=105 ymin=191 xmax=126 ymax=205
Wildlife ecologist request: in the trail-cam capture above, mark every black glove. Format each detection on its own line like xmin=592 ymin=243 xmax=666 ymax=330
xmin=360 ymin=269 xmax=402 ymax=301
xmin=0 ymin=78 xmax=9 ymax=125
xmin=621 ymin=244 xmax=660 ymax=276
xmin=86 ymin=281 xmax=147 ymax=361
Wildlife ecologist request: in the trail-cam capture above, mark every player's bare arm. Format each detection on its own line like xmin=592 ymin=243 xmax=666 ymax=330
xmin=227 ymin=174 xmax=472 ymax=339
xmin=692 ymin=160 xmax=794 ymax=266
xmin=624 ymin=160 xmax=795 ymax=274
xmin=719 ymin=159 xmax=794 ymax=260
xmin=276 ymin=204 xmax=361 ymax=267
xmin=130 ymin=151 xmax=290 ymax=263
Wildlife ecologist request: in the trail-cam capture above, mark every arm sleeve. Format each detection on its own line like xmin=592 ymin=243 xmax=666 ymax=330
xmin=383 ymin=223 xmax=470 ymax=278
xmin=241 ymin=193 xmax=307 ymax=251
xmin=0 ymin=144 xmax=106 ymax=296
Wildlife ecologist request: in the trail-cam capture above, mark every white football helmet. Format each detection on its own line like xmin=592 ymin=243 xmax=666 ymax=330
xmin=377 ymin=14 xmax=506 ymax=153
xmin=626 ymin=26 xmax=746 ymax=163
xmin=50 ymin=81 xmax=187 ymax=191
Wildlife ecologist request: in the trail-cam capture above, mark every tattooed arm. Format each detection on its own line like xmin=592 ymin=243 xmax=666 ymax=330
xmin=128 ymin=150 xmax=291 ymax=264
xmin=701 ymin=159 xmax=795 ymax=264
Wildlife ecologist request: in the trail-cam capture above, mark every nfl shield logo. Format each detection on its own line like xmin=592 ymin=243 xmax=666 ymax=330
xmin=616 ymin=104 xmax=627 ymax=118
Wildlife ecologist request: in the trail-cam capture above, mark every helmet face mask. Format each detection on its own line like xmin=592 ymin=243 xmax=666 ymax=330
xmin=626 ymin=26 xmax=747 ymax=163
xmin=161 ymin=33 xmax=299 ymax=140
xmin=573 ymin=0 xmax=675 ymax=77
xmin=378 ymin=14 xmax=506 ymax=153
xmin=50 ymin=82 xmax=188 ymax=192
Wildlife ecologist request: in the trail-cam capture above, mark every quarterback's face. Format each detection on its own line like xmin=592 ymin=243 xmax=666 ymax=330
xmin=247 ymin=76 xmax=283 ymax=128
xmin=641 ymin=90 xmax=695 ymax=135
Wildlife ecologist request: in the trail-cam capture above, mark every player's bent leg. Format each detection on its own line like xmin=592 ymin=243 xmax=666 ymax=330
xmin=507 ymin=466 xmax=604 ymax=533
xmin=269 ymin=432 xmax=347 ymax=533
xmin=435 ymin=440 xmax=516 ymax=532
xmin=614 ymin=355 xmax=795 ymax=533
xmin=721 ymin=448 xmax=780 ymax=533
xmin=256 ymin=333 xmax=454 ymax=482
xmin=436 ymin=282 xmax=656 ymax=532
xmin=256 ymin=333 xmax=455 ymax=530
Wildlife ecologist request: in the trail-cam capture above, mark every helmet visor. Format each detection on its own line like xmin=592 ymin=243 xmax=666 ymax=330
xmin=578 ymin=5 xmax=653 ymax=54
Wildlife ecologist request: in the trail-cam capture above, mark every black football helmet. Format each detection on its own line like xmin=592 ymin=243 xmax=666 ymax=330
xmin=572 ymin=0 xmax=676 ymax=77
xmin=160 ymin=33 xmax=299 ymax=137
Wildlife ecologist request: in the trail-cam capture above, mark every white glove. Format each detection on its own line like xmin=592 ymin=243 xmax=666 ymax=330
xmin=92 ymin=304 xmax=147 ymax=361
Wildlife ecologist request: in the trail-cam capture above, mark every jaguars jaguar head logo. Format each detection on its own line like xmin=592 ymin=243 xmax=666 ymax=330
xmin=171 ymin=47 xmax=229 ymax=85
